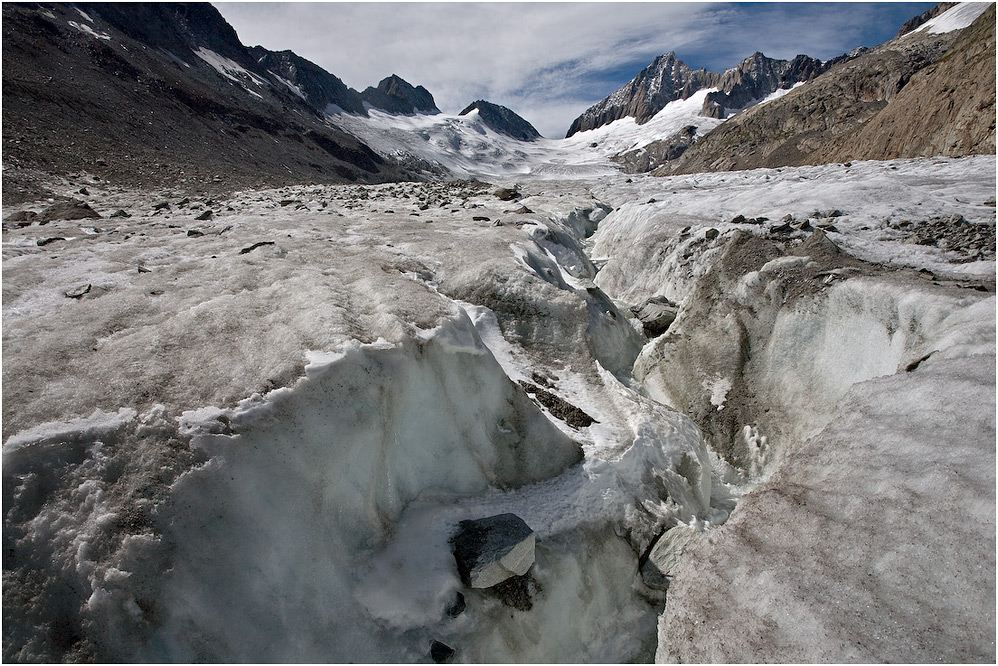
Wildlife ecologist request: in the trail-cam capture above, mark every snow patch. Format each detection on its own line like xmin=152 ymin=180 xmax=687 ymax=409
xmin=68 ymin=20 xmax=110 ymax=40
xmin=193 ymin=47 xmax=268 ymax=87
xmin=914 ymin=2 xmax=990 ymax=34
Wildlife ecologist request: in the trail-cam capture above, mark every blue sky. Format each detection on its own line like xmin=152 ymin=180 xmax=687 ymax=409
xmin=215 ymin=2 xmax=936 ymax=138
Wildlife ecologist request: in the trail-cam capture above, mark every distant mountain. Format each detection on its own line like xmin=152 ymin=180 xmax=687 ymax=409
xmin=700 ymin=52 xmax=825 ymax=118
xmin=657 ymin=2 xmax=995 ymax=175
xmin=567 ymin=53 xmax=715 ymax=136
xmin=361 ymin=74 xmax=441 ymax=115
xmin=1 ymin=2 xmax=410 ymax=202
xmin=566 ymin=51 xmax=829 ymax=136
xmin=459 ymin=100 xmax=541 ymax=141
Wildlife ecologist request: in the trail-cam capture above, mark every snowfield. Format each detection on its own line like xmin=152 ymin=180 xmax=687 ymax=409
xmin=3 ymin=148 xmax=995 ymax=662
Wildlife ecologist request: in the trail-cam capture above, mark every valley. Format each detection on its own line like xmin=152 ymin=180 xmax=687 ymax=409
xmin=2 ymin=2 xmax=995 ymax=663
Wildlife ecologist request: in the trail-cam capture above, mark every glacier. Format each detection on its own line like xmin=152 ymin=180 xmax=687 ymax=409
xmin=3 ymin=141 xmax=995 ymax=662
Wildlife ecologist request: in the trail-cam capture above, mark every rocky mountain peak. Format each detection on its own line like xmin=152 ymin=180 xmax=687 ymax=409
xmin=566 ymin=52 xmax=716 ymax=136
xmin=566 ymin=47 xmax=831 ymax=135
xmin=361 ymin=74 xmax=440 ymax=115
xmin=459 ymin=100 xmax=541 ymax=141
xmin=703 ymin=51 xmax=828 ymax=118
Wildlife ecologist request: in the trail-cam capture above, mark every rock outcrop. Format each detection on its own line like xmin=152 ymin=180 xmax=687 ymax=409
xmin=459 ymin=100 xmax=541 ymax=141
xmin=610 ymin=125 xmax=699 ymax=173
xmin=360 ymin=74 xmax=440 ymax=114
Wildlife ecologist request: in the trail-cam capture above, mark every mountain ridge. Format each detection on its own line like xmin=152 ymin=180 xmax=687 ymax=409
xmin=566 ymin=50 xmax=832 ymax=137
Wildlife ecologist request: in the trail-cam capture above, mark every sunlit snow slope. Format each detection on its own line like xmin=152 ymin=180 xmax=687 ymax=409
xmin=330 ymin=89 xmax=736 ymax=180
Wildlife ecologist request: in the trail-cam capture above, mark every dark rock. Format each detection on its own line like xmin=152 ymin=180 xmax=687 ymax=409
xmin=40 ymin=200 xmax=102 ymax=221
xmin=491 ymin=219 xmax=504 ymax=227
xmin=660 ymin=5 xmax=996 ymax=174
xmin=78 ymin=187 xmax=89 ymax=195
xmin=472 ymin=216 xmax=490 ymax=221
xmin=251 ymin=46 xmax=368 ymax=116
xmin=518 ymin=381 xmax=597 ymax=428
xmin=238 ymin=241 xmax=276 ymax=255
xmin=176 ymin=197 xmax=190 ymax=207
xmin=494 ymin=186 xmax=520 ymax=201
xmin=446 ymin=591 xmax=466 ymax=618
xmin=36 ymin=237 xmax=65 ymax=247
xmin=109 ymin=209 xmax=131 ymax=218
xmin=187 ymin=229 xmax=204 ymax=237
xmin=513 ymin=205 xmax=533 ymax=214
xmin=195 ymin=209 xmax=213 ymax=221
xmin=152 ymin=202 xmax=170 ymax=211
xmin=430 ymin=640 xmax=455 ymax=664
xmin=4 ymin=210 xmax=38 ymax=224
xmin=705 ymin=228 xmax=720 ymax=240
xmin=450 ymin=513 xmax=535 ymax=588
xmin=491 ymin=573 xmax=535 ymax=611
xmin=731 ymin=214 xmax=747 ymax=224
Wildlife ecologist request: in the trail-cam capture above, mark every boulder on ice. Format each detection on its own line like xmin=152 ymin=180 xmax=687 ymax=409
xmin=631 ymin=295 xmax=679 ymax=337
xmin=451 ymin=513 xmax=535 ymax=588
xmin=640 ymin=525 xmax=703 ymax=591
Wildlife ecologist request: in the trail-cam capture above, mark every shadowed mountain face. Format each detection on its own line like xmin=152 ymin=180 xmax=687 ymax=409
xmin=250 ymin=47 xmax=368 ymax=116
xmin=361 ymin=74 xmax=441 ymax=115
xmin=1 ymin=2 xmax=409 ymax=203
xmin=459 ymin=100 xmax=542 ymax=141
xmin=657 ymin=4 xmax=995 ymax=175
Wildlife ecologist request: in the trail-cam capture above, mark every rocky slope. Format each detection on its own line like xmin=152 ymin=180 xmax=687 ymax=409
xmin=658 ymin=3 xmax=995 ymax=174
xmin=566 ymin=51 xmax=828 ymax=136
xmin=459 ymin=100 xmax=542 ymax=141
xmin=812 ymin=2 xmax=995 ymax=163
xmin=1 ymin=3 xmax=410 ymax=204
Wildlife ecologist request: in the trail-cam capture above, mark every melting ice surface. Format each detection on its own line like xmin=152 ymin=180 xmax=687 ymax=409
xmin=147 ymin=304 xmax=724 ymax=662
xmin=2 ymin=135 xmax=994 ymax=660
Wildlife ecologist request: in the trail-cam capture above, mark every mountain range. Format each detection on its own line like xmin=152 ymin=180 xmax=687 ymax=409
xmin=2 ymin=2 xmax=994 ymax=202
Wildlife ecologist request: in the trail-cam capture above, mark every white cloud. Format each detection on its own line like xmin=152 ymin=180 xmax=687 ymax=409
xmin=215 ymin=2 xmax=934 ymax=138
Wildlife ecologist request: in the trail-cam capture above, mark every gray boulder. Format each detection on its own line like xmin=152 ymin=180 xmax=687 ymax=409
xmin=630 ymin=295 xmax=679 ymax=337
xmin=640 ymin=525 xmax=703 ymax=591
xmin=451 ymin=513 xmax=535 ymax=588
xmin=40 ymin=200 xmax=102 ymax=222
xmin=494 ymin=186 xmax=520 ymax=201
